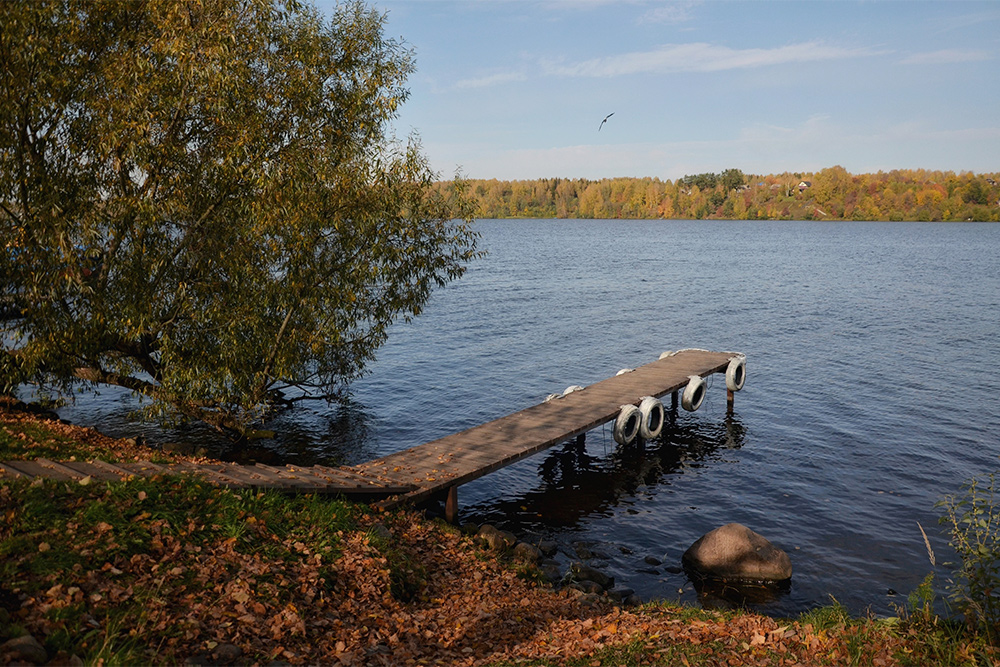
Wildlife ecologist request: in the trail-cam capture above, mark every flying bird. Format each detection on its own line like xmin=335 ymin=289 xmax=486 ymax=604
xmin=599 ymin=112 xmax=614 ymax=131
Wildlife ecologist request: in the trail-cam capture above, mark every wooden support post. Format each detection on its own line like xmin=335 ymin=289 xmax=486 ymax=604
xmin=574 ymin=433 xmax=586 ymax=450
xmin=445 ymin=485 xmax=459 ymax=524
xmin=727 ymin=388 xmax=735 ymax=414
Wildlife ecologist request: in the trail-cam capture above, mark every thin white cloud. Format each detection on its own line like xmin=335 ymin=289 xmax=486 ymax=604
xmin=545 ymin=41 xmax=886 ymax=77
xmin=899 ymin=49 xmax=992 ymax=65
xmin=454 ymin=71 xmax=528 ymax=89
xmin=737 ymin=114 xmax=833 ymax=143
xmin=539 ymin=0 xmax=620 ymax=6
xmin=640 ymin=1 xmax=699 ymax=25
xmin=931 ymin=9 xmax=1000 ymax=34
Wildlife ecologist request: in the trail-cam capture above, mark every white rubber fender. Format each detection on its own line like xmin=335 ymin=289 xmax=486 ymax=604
xmin=726 ymin=356 xmax=747 ymax=392
xmin=616 ymin=368 xmax=634 ymax=376
xmin=638 ymin=396 xmax=665 ymax=440
xmin=563 ymin=385 xmax=585 ymax=395
xmin=681 ymin=375 xmax=706 ymax=412
xmin=544 ymin=393 xmax=561 ymax=403
xmin=613 ymin=404 xmax=642 ymax=445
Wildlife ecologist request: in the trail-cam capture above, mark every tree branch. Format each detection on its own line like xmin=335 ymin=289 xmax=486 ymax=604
xmin=71 ymin=365 xmax=244 ymax=434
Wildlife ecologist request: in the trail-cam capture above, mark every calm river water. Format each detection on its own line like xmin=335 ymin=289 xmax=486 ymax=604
xmin=52 ymin=219 xmax=1000 ymax=618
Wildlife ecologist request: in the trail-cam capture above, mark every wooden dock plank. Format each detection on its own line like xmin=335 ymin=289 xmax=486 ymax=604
xmin=56 ymin=460 xmax=124 ymax=483
xmin=86 ymin=460 xmax=138 ymax=481
xmin=311 ymin=464 xmax=406 ymax=488
xmin=270 ymin=465 xmax=344 ymax=488
xmin=364 ymin=349 xmax=736 ymax=507
xmin=277 ymin=465 xmax=400 ymax=495
xmin=251 ymin=464 xmax=330 ymax=491
xmin=0 ymin=350 xmax=741 ymax=511
xmin=205 ymin=464 xmax=274 ymax=488
xmin=252 ymin=463 xmax=321 ymax=490
xmin=284 ymin=464 xmax=360 ymax=488
xmin=306 ymin=466 xmax=366 ymax=488
xmin=0 ymin=462 xmax=29 ymax=479
xmin=114 ymin=461 xmax=172 ymax=479
xmin=2 ymin=459 xmax=77 ymax=481
xmin=170 ymin=462 xmax=250 ymax=488
xmin=34 ymin=458 xmax=92 ymax=481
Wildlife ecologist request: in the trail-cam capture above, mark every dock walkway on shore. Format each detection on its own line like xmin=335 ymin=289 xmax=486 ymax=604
xmin=1 ymin=349 xmax=744 ymax=521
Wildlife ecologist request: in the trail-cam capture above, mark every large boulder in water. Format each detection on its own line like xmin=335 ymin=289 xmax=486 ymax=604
xmin=682 ymin=523 xmax=792 ymax=583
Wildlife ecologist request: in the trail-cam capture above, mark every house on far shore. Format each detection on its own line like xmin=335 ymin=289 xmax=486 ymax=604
xmin=798 ymin=181 xmax=812 ymax=191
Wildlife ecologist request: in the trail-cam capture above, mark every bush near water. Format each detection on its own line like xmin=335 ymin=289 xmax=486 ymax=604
xmin=3 ymin=399 xmax=1000 ymax=665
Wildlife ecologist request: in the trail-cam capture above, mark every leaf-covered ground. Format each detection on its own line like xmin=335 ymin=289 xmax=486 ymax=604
xmin=0 ymin=396 xmax=209 ymax=463
xmin=1 ymin=398 xmax=997 ymax=666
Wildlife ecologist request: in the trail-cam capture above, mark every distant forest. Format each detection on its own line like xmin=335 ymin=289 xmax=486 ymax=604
xmin=431 ymin=167 xmax=1000 ymax=222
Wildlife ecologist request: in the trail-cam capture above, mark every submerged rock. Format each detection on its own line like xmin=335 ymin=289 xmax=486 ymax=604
xmin=513 ymin=542 xmax=543 ymax=564
xmin=537 ymin=539 xmax=559 ymax=557
xmin=682 ymin=523 xmax=792 ymax=583
xmin=570 ymin=562 xmax=614 ymax=590
xmin=477 ymin=525 xmax=516 ymax=551
xmin=606 ymin=586 xmax=635 ymax=603
xmin=569 ymin=580 xmax=604 ymax=595
xmin=539 ymin=559 xmax=563 ymax=584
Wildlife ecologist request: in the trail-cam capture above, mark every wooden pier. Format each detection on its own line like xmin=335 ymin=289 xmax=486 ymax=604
xmin=1 ymin=349 xmax=744 ymax=521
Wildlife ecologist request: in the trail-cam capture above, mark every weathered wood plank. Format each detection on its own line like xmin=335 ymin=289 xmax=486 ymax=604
xmin=35 ymin=458 xmax=91 ymax=481
xmin=242 ymin=464 xmax=298 ymax=488
xmin=0 ymin=462 xmax=29 ymax=479
xmin=253 ymin=464 xmax=327 ymax=491
xmin=86 ymin=459 xmax=138 ymax=480
xmin=205 ymin=464 xmax=273 ymax=488
xmin=115 ymin=461 xmax=171 ymax=477
xmin=2 ymin=459 xmax=77 ymax=481
xmin=56 ymin=460 xmax=124 ymax=483
xmin=271 ymin=465 xmax=342 ymax=488
xmin=0 ymin=350 xmax=740 ymax=509
xmin=368 ymin=349 xmax=738 ymax=508
xmin=170 ymin=462 xmax=249 ymax=488
xmin=307 ymin=465 xmax=415 ymax=495
xmin=311 ymin=465 xmax=406 ymax=488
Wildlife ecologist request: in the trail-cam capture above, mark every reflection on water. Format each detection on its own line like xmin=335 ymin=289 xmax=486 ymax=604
xmin=48 ymin=386 xmax=381 ymax=467
xmin=464 ymin=413 xmax=747 ymax=532
xmin=263 ymin=398 xmax=380 ymax=466
xmin=691 ymin=576 xmax=792 ymax=611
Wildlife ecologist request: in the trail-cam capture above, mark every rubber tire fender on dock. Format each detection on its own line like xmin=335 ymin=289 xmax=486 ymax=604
xmin=613 ymin=404 xmax=642 ymax=445
xmin=726 ymin=356 xmax=747 ymax=392
xmin=638 ymin=396 xmax=665 ymax=440
xmin=681 ymin=375 xmax=706 ymax=412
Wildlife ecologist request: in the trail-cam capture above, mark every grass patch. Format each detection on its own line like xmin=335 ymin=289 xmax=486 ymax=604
xmin=796 ymin=598 xmax=853 ymax=630
xmin=0 ymin=473 xmax=367 ymax=662
xmin=563 ymin=637 xmax=722 ymax=666
xmin=0 ymin=421 xmax=96 ymax=461
xmin=0 ymin=398 xmax=181 ymax=463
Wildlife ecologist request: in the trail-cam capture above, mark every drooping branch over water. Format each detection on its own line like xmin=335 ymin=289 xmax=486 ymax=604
xmin=0 ymin=0 xmax=479 ymax=438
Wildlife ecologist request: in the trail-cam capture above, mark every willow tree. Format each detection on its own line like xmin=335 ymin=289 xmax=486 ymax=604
xmin=0 ymin=0 xmax=478 ymax=435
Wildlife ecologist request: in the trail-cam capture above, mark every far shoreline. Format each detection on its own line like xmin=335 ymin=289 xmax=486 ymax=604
xmin=434 ymin=169 xmax=1000 ymax=222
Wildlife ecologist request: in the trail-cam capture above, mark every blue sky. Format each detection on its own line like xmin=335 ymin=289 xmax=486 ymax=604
xmin=316 ymin=1 xmax=1000 ymax=181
